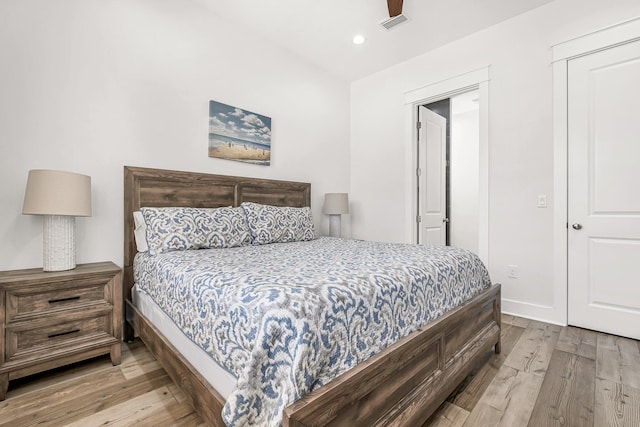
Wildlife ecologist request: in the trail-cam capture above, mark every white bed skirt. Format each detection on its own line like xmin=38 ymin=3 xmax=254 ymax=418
xmin=132 ymin=285 xmax=237 ymax=399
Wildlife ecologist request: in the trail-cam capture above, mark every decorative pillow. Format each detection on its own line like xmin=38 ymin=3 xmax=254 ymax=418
xmin=241 ymin=202 xmax=316 ymax=245
xmin=140 ymin=207 xmax=252 ymax=255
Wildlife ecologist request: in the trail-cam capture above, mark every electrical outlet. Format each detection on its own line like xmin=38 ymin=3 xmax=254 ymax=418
xmin=507 ymin=265 xmax=518 ymax=278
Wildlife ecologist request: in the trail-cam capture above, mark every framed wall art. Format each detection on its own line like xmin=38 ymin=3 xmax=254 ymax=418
xmin=208 ymin=100 xmax=271 ymax=166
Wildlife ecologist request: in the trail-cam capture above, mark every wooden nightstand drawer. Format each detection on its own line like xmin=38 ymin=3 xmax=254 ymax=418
xmin=5 ymin=306 xmax=114 ymax=364
xmin=0 ymin=262 xmax=122 ymax=401
xmin=5 ymin=277 xmax=110 ymax=323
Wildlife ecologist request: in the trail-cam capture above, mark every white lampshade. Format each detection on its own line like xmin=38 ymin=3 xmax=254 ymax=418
xmin=323 ymin=193 xmax=349 ymax=215
xmin=22 ymin=170 xmax=92 ymax=271
xmin=23 ymin=170 xmax=92 ymax=216
xmin=324 ymin=193 xmax=349 ymax=238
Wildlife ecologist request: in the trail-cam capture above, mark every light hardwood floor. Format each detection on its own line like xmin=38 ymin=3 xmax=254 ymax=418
xmin=1 ymin=315 xmax=639 ymax=426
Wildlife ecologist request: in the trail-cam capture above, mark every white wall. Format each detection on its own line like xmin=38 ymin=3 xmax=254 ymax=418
xmin=0 ymin=0 xmax=350 ymax=271
xmin=450 ymin=96 xmax=479 ymax=253
xmin=350 ymin=0 xmax=640 ymax=324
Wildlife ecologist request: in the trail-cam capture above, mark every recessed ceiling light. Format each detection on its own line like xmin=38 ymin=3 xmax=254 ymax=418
xmin=352 ymin=35 xmax=366 ymax=45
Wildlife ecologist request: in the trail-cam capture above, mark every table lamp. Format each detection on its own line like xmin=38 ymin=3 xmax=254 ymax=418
xmin=323 ymin=193 xmax=349 ymax=238
xmin=22 ymin=170 xmax=92 ymax=271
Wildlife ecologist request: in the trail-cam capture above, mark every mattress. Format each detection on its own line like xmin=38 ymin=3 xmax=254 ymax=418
xmin=131 ymin=285 xmax=237 ymax=398
xmin=133 ymin=237 xmax=492 ymax=427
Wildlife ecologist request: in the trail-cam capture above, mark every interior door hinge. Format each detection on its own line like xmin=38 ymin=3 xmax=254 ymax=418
xmin=416 ymin=168 xmax=422 ymax=177
xmin=416 ymin=215 xmax=422 ymax=223
xmin=416 ymin=121 xmax=422 ymax=130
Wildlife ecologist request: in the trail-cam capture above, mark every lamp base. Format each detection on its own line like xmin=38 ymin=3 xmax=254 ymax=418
xmin=43 ymin=215 xmax=76 ymax=272
xmin=329 ymin=214 xmax=342 ymax=238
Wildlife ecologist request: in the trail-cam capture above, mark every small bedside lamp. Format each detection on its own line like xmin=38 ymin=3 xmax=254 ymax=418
xmin=22 ymin=170 xmax=92 ymax=272
xmin=323 ymin=193 xmax=349 ymax=238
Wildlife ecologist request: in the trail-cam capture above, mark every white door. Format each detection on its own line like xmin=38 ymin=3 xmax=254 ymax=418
xmin=568 ymin=39 xmax=640 ymax=340
xmin=418 ymin=106 xmax=447 ymax=245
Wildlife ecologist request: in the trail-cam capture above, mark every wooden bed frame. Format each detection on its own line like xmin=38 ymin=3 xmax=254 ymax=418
xmin=123 ymin=165 xmax=501 ymax=426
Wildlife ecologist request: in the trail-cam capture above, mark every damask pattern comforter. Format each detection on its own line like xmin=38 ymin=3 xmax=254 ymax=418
xmin=134 ymin=237 xmax=492 ymax=427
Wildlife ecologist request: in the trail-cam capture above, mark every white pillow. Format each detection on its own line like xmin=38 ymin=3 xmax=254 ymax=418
xmin=133 ymin=211 xmax=149 ymax=252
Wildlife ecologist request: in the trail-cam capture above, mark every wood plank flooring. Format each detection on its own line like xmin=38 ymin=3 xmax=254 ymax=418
xmin=1 ymin=315 xmax=638 ymax=426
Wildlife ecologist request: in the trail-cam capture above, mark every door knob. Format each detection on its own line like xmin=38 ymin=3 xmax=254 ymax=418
xmin=572 ymin=223 xmax=582 ymax=230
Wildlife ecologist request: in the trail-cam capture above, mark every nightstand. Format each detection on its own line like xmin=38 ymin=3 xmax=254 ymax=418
xmin=0 ymin=262 xmax=122 ymax=400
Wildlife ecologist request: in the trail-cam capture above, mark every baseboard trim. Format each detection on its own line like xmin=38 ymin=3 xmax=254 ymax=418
xmin=502 ymin=298 xmax=566 ymax=326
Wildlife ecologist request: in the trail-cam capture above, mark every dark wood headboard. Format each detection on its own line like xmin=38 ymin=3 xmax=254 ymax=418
xmin=123 ymin=166 xmax=311 ymax=302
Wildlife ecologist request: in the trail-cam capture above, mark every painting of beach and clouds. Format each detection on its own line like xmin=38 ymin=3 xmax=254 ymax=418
xmin=208 ymin=100 xmax=271 ymax=166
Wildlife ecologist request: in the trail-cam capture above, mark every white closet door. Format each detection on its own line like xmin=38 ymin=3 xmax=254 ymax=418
xmin=568 ymin=39 xmax=640 ymax=340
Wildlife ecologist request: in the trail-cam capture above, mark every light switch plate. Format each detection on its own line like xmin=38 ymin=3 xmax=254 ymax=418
xmin=537 ymin=194 xmax=547 ymax=208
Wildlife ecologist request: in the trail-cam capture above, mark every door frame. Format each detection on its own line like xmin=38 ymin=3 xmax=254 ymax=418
xmin=404 ymin=66 xmax=490 ymax=265
xmin=551 ymin=16 xmax=640 ymax=326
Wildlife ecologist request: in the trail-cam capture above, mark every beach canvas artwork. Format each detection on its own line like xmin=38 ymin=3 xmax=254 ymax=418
xmin=208 ymin=100 xmax=271 ymax=166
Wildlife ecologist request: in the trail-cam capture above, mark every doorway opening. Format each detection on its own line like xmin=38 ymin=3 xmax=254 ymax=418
xmin=419 ymin=90 xmax=480 ymax=253
xmin=403 ymin=66 xmax=489 ymax=264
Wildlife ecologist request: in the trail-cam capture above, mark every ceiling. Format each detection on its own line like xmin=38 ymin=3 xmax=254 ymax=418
xmin=196 ymin=0 xmax=554 ymax=82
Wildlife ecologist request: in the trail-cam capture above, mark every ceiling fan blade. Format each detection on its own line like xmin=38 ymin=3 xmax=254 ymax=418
xmin=387 ymin=0 xmax=404 ymax=17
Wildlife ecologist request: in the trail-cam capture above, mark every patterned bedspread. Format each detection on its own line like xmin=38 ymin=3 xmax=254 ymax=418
xmin=134 ymin=237 xmax=491 ymax=426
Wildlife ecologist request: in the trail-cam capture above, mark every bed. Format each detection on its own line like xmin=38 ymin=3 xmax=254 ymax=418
xmin=123 ymin=166 xmax=501 ymax=427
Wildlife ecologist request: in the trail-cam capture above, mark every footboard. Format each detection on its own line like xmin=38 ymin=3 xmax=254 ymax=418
xmin=283 ymin=284 xmax=501 ymax=427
